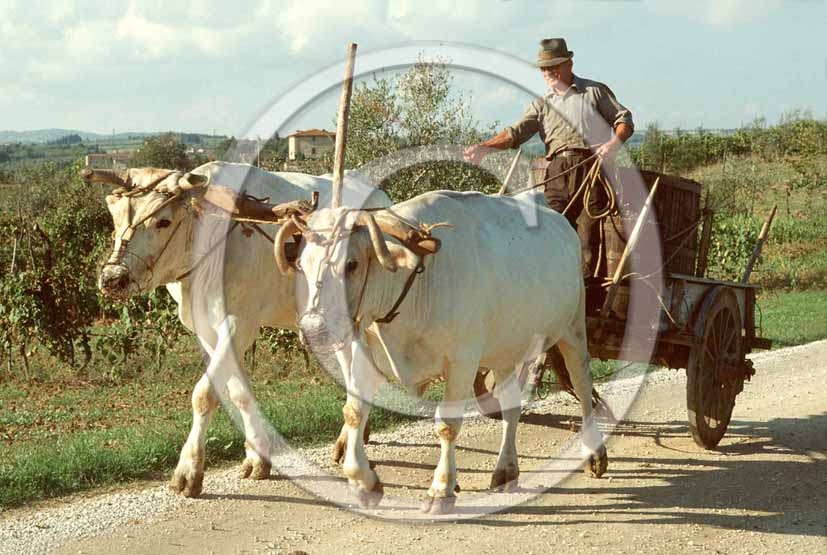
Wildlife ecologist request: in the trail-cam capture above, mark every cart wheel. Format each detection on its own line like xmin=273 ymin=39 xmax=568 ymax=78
xmin=474 ymin=369 xmax=503 ymax=420
xmin=686 ymin=286 xmax=744 ymax=449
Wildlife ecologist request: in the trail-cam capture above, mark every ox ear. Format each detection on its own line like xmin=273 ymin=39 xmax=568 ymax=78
xmin=385 ymin=242 xmax=420 ymax=271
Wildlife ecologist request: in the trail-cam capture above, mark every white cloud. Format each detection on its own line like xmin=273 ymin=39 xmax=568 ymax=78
xmin=648 ymin=0 xmax=784 ymax=25
xmin=0 ymin=0 xmax=821 ymax=134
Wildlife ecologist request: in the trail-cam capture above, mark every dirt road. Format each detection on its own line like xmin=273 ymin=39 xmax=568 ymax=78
xmin=2 ymin=341 xmax=825 ymax=554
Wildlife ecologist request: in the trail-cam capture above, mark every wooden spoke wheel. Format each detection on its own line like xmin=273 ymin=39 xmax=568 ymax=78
xmin=686 ymin=286 xmax=744 ymax=449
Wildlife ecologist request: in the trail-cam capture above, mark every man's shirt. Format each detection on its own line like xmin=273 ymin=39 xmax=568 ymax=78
xmin=505 ymin=74 xmax=634 ymax=159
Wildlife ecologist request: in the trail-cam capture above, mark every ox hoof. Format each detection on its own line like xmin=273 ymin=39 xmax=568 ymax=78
xmin=354 ymin=479 xmax=384 ymax=509
xmin=240 ymin=458 xmax=272 ymax=480
xmin=489 ymin=467 xmax=520 ymax=492
xmin=588 ymin=445 xmax=608 ymax=478
xmin=169 ymin=467 xmax=204 ymax=498
xmin=420 ymin=495 xmax=457 ymax=515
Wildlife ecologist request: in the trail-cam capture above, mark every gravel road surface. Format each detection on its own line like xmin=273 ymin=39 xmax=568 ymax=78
xmin=2 ymin=340 xmax=825 ymax=554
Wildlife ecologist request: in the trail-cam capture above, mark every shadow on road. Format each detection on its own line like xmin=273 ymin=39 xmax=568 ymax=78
xmin=205 ymin=411 xmax=825 ymax=538
xmin=462 ymin=411 xmax=827 ymax=537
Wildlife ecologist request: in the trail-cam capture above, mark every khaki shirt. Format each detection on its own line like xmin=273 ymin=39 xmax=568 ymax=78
xmin=505 ymin=74 xmax=634 ymax=159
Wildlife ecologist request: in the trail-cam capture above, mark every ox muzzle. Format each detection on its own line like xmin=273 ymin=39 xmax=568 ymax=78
xmin=98 ymin=263 xmax=136 ymax=299
xmin=299 ymin=308 xmax=354 ymax=355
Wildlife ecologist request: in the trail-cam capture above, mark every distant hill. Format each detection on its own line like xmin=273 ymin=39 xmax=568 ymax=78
xmin=0 ymin=129 xmax=162 ymax=144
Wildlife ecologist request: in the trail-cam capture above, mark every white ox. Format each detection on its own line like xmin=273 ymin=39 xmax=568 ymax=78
xmin=86 ymin=161 xmax=389 ymax=497
xmin=277 ymin=190 xmax=607 ymax=513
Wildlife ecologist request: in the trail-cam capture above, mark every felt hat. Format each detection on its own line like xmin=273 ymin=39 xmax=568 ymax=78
xmin=537 ymin=38 xmax=573 ymax=68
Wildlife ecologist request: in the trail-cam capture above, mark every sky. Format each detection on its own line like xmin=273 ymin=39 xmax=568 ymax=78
xmin=1 ymin=0 xmax=824 ymax=138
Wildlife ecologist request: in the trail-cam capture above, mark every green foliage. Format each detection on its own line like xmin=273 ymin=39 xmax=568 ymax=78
xmin=49 ymin=134 xmax=83 ymax=146
xmin=0 ymin=163 xmax=189 ymax=378
xmin=346 ymin=58 xmax=501 ymax=201
xmin=630 ymin=114 xmax=827 ymax=178
xmin=0 ymin=163 xmax=111 ymax=369
xmin=130 ymin=133 xmax=193 ymax=171
xmin=706 ymin=214 xmax=760 ymax=281
xmin=214 ymin=135 xmax=289 ymax=170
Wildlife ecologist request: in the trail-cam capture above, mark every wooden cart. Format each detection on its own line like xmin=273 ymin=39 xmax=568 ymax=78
xmin=475 ymin=168 xmax=773 ymax=450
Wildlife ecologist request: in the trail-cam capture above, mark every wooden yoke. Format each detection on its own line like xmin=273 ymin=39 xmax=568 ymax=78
xmin=196 ymin=186 xmax=317 ymax=224
xmin=372 ymin=214 xmax=443 ymax=257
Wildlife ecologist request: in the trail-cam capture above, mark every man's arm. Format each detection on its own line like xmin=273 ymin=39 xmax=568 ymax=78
xmin=596 ymin=122 xmax=633 ymax=159
xmin=464 ymin=99 xmax=541 ymax=164
xmin=463 ymin=130 xmax=513 ymax=164
xmin=594 ymin=84 xmax=634 ymax=160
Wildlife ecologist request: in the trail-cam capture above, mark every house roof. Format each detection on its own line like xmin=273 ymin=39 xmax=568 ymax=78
xmin=288 ymin=128 xmax=335 ymax=138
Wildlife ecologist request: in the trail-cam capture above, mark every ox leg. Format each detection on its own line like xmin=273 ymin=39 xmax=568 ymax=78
xmin=333 ymin=420 xmax=371 ymax=464
xmin=490 ymin=369 xmax=521 ymax=491
xmin=340 ymin=341 xmax=385 ymax=508
xmin=422 ymin=367 xmax=475 ymax=515
xmin=205 ymin=316 xmax=272 ymax=482
xmin=170 ymin=373 xmax=218 ymax=497
xmin=557 ymin=329 xmax=607 ymax=478
xmin=227 ymin=373 xmax=272 ymax=480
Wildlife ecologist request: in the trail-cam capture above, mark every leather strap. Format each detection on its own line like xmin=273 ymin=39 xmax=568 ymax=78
xmin=375 ymin=261 xmax=425 ymax=324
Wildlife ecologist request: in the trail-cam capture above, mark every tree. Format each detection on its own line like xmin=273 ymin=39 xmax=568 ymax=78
xmin=130 ymin=133 xmax=192 ymax=171
xmin=344 ymin=57 xmax=501 ymax=201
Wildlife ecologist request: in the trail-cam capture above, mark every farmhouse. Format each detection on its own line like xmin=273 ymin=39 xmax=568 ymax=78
xmin=287 ymin=129 xmax=335 ymax=160
xmin=85 ymin=150 xmax=135 ymax=170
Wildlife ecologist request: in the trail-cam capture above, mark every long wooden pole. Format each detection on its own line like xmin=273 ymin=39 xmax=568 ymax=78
xmin=741 ymin=204 xmax=777 ymax=284
xmin=497 ymin=150 xmax=522 ymax=195
xmin=601 ymin=177 xmax=660 ymax=316
xmin=331 ymin=43 xmax=358 ymax=209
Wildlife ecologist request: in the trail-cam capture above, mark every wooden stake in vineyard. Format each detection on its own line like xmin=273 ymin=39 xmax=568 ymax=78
xmin=331 ymin=42 xmax=358 ymax=209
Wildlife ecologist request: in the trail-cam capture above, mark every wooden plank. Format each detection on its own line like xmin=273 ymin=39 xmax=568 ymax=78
xmin=601 ymin=177 xmax=661 ymax=315
xmin=668 ymin=272 xmax=762 ymax=289
xmin=331 ymin=42 xmax=358 ymax=209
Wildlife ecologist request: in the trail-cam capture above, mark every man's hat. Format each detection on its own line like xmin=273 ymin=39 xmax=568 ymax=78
xmin=537 ymin=38 xmax=573 ymax=68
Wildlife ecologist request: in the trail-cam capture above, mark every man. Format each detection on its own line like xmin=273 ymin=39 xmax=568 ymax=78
xmin=464 ymin=38 xmax=634 ymax=278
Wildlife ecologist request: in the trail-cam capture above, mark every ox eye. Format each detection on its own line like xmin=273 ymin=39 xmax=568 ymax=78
xmin=345 ymin=260 xmax=359 ymax=275
xmin=156 ymin=219 xmax=172 ymax=229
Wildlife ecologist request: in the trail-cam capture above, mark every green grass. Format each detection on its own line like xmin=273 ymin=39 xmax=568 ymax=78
xmin=0 ymin=371 xmax=415 ymax=509
xmin=757 ymin=290 xmax=827 ymax=347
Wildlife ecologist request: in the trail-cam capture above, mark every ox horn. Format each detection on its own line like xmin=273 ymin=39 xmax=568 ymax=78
xmin=178 ymin=172 xmax=209 ymax=190
xmin=360 ymin=213 xmax=398 ymax=273
xmin=80 ymin=168 xmax=128 ymax=187
xmin=274 ymin=216 xmax=302 ymax=275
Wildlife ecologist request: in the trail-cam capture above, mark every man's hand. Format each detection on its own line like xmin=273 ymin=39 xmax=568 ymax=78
xmin=463 ymin=144 xmax=488 ymax=165
xmin=595 ymin=138 xmax=621 ymax=161
xmin=464 ymin=130 xmax=513 ymax=165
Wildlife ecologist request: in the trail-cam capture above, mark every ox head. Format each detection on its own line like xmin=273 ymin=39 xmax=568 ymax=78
xmin=274 ymin=207 xmax=440 ymax=352
xmin=83 ymin=168 xmax=209 ymax=298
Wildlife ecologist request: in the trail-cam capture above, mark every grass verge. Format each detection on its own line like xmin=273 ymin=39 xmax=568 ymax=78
xmin=0 ymin=375 xmax=413 ymax=509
